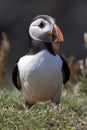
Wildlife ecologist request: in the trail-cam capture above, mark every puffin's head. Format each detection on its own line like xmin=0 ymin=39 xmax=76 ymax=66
xmin=29 ymin=15 xmax=64 ymax=54
xmin=29 ymin=15 xmax=64 ymax=43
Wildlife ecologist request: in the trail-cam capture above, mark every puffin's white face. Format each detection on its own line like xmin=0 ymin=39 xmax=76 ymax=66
xmin=29 ymin=18 xmax=53 ymax=42
xmin=29 ymin=16 xmax=64 ymax=47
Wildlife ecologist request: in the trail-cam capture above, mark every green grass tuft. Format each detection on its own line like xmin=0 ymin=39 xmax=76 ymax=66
xmin=0 ymin=88 xmax=87 ymax=130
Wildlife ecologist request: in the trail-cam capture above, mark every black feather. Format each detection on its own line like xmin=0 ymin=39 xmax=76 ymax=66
xmin=12 ymin=63 xmax=21 ymax=90
xmin=59 ymin=55 xmax=70 ymax=84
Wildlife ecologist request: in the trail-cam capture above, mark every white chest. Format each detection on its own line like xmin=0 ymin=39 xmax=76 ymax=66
xmin=18 ymin=50 xmax=63 ymax=102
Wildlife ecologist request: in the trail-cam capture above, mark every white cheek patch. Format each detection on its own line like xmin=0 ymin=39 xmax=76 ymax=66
xmin=29 ymin=19 xmax=52 ymax=42
xmin=29 ymin=25 xmax=42 ymax=41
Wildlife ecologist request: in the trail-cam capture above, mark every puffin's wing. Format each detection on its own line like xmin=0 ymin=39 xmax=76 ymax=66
xmin=12 ymin=63 xmax=21 ymax=90
xmin=59 ymin=55 xmax=70 ymax=84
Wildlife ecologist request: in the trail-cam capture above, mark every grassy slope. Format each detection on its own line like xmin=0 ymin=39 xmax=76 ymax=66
xmin=0 ymin=88 xmax=87 ymax=130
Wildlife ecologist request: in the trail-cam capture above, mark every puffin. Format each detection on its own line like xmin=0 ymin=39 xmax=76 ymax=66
xmin=12 ymin=15 xmax=70 ymax=108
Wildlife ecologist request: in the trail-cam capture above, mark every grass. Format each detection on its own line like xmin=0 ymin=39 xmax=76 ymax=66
xmin=0 ymin=87 xmax=87 ymax=130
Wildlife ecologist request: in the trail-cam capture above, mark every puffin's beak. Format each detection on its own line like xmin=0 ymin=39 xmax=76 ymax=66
xmin=53 ymin=24 xmax=64 ymax=43
xmin=47 ymin=24 xmax=64 ymax=43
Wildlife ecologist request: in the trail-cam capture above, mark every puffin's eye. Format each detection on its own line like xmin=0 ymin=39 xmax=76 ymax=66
xmin=39 ymin=21 xmax=44 ymax=28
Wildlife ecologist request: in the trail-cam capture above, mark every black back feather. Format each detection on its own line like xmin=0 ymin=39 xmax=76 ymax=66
xmin=12 ymin=63 xmax=21 ymax=90
xmin=59 ymin=55 xmax=70 ymax=84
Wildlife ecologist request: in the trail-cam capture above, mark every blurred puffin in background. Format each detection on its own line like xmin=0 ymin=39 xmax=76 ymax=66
xmin=12 ymin=15 xmax=70 ymax=108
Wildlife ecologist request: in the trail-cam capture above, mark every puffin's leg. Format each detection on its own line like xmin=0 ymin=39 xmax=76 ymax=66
xmin=25 ymin=100 xmax=35 ymax=108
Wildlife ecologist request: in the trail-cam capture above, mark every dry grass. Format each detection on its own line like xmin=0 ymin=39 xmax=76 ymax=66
xmin=0 ymin=32 xmax=10 ymax=87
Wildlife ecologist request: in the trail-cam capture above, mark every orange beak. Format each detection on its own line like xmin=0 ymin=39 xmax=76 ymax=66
xmin=47 ymin=24 xmax=64 ymax=43
xmin=54 ymin=24 xmax=64 ymax=43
